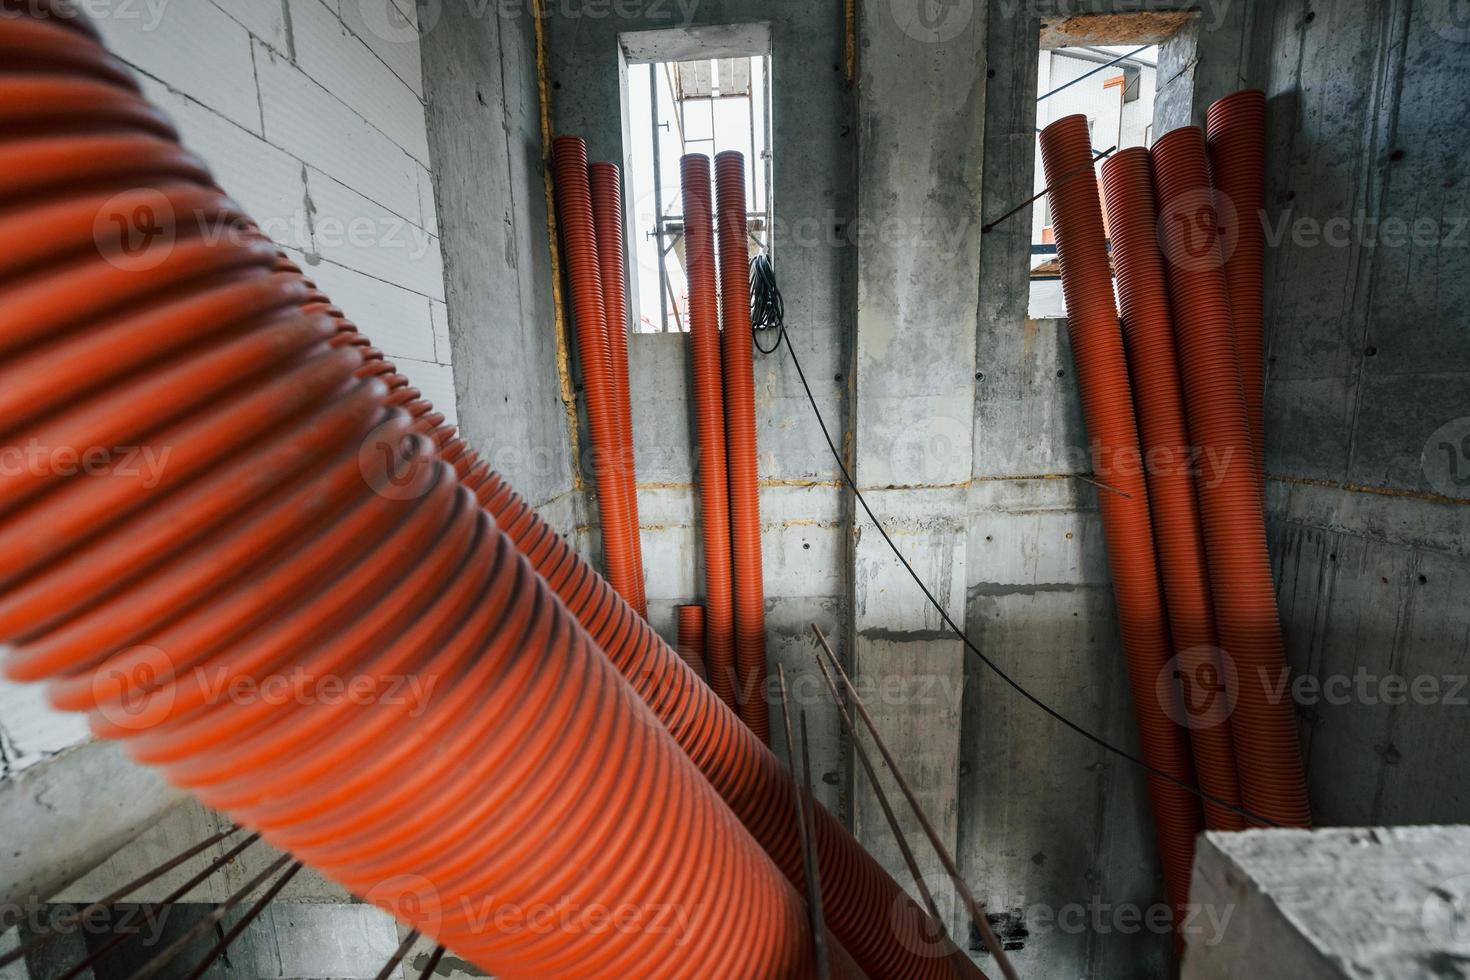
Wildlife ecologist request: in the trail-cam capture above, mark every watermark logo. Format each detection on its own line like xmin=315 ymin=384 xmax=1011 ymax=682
xmin=1159 ymin=647 xmax=1238 ymax=732
xmin=0 ymin=901 xmax=172 ymax=947
xmin=94 ymin=189 xmax=177 ymax=272
xmin=1427 ymin=0 xmax=1470 ymax=44
xmin=1264 ymin=666 xmax=1468 ymax=708
xmin=190 ymin=667 xmax=440 ymax=717
xmin=359 ymin=421 xmax=438 ymax=500
xmin=1158 ymin=187 xmax=1238 ymax=273
xmin=890 ymin=872 xmax=961 ymax=959
xmin=363 ymin=873 xmax=445 ymax=938
xmin=0 ymin=440 xmax=171 ymax=488
xmin=1260 ymin=210 xmax=1469 ymax=251
xmin=890 ymin=414 xmax=971 ymax=487
xmin=91 ymin=645 xmax=176 ymax=732
xmin=352 ymin=0 xmax=437 ymax=44
xmin=891 ymin=0 xmax=974 ymax=44
xmin=1421 ymin=416 xmax=1470 ymax=500
xmin=2 ymin=0 xmax=172 ymax=32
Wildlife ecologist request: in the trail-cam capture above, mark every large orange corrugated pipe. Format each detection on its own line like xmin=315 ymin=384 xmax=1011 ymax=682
xmin=681 ymin=153 xmax=739 ymax=717
xmin=714 ymin=150 xmax=770 ymax=744
xmin=305 ymin=290 xmax=983 ymax=976
xmin=1205 ymin=90 xmax=1267 ymax=492
xmin=1038 ymin=114 xmax=1203 ymax=915
xmin=461 ymin=471 xmax=985 ymax=980
xmin=589 ymin=161 xmax=647 ymax=618
xmin=551 ymin=136 xmax=642 ymax=614
xmin=1151 ymin=125 xmax=1310 ymax=828
xmin=0 ymin=14 xmax=855 ymax=978
xmin=305 ymin=281 xmax=957 ymax=980
xmin=1100 ymin=148 xmax=1244 ymax=832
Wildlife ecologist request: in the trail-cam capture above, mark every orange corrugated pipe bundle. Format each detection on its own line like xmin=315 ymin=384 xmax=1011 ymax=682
xmin=1038 ymin=114 xmax=1203 ymax=915
xmin=681 ymin=153 xmax=739 ymax=717
xmin=300 ymin=253 xmax=986 ymax=978
xmin=589 ymin=161 xmax=647 ymax=618
xmin=714 ymin=150 xmax=770 ymax=744
xmin=0 ymin=13 xmax=851 ymax=977
xmin=1206 ymin=90 xmax=1268 ymax=491
xmin=675 ymin=603 xmax=708 ymax=678
xmin=1151 ymin=125 xmax=1310 ymax=828
xmin=461 ymin=471 xmax=985 ymax=980
xmin=551 ymin=136 xmax=642 ymax=614
xmin=1100 ymin=148 xmax=1244 ymax=831
xmin=291 ymin=150 xmax=978 ymax=980
xmin=333 ymin=287 xmax=980 ymax=976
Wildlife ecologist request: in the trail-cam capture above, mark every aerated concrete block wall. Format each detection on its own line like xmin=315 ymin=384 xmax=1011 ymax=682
xmin=1 ymin=0 xmax=461 ymax=910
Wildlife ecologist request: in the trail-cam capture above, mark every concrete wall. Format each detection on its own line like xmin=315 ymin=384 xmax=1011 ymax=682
xmin=1 ymin=0 xmax=458 ymax=909
xmin=958 ymin=3 xmax=1470 ymax=976
xmin=1249 ymin=0 xmax=1470 ymax=826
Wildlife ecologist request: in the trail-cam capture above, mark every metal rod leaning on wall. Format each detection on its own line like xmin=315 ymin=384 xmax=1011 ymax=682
xmin=531 ymin=0 xmax=583 ymax=489
xmin=810 ymin=625 xmax=1019 ymax=980
xmin=122 ymin=855 xmax=299 ymax=980
xmin=178 ymin=862 xmax=304 ymax=980
xmin=373 ymin=929 xmax=422 ymax=980
xmin=982 ymin=144 xmax=1118 ymax=235
xmin=52 ymin=834 xmax=266 ymax=980
xmin=0 ymin=825 xmax=243 ymax=969
xmin=805 ymin=646 xmax=947 ymax=929
xmin=777 ymin=665 xmax=830 ymax=980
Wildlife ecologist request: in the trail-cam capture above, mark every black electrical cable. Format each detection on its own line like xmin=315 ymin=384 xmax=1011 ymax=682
xmin=750 ymin=254 xmax=786 ymax=354
xmin=747 ymin=253 xmax=1280 ymax=830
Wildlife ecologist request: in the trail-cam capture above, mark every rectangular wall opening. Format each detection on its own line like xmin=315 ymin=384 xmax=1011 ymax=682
xmin=1028 ymin=42 xmax=1159 ymax=319
xmin=620 ymin=26 xmax=773 ymax=333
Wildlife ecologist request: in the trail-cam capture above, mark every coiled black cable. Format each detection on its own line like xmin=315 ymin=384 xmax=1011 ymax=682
xmin=749 ymin=254 xmax=785 ymax=354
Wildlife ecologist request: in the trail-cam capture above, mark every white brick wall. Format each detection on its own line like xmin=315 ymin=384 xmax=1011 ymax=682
xmin=0 ymin=0 xmax=455 ymax=778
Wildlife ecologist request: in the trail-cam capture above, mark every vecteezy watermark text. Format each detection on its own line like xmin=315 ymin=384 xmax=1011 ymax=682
xmin=0 ymin=441 xmax=170 ymax=488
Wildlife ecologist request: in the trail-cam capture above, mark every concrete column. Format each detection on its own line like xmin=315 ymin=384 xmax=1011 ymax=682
xmin=1154 ymin=0 xmax=1261 ymax=132
xmin=850 ymin=0 xmax=986 ymax=937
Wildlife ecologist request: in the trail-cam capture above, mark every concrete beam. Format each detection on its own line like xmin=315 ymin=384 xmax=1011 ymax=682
xmin=1185 ymin=826 xmax=1470 ymax=978
xmin=0 ymin=741 xmax=183 ymax=915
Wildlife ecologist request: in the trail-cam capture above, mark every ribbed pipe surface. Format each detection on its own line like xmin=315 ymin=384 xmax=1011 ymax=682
xmin=0 ymin=17 xmax=841 ymax=978
xmin=1100 ymin=148 xmax=1244 ymax=831
xmin=675 ymin=603 xmax=708 ymax=678
xmin=1151 ymin=126 xmax=1310 ymax=828
xmin=464 ymin=472 xmax=982 ymax=980
xmin=314 ymin=312 xmax=972 ymax=978
xmin=1205 ymin=90 xmax=1267 ymax=492
xmin=8 ymin=12 xmax=981 ymax=977
xmin=589 ymin=161 xmax=646 ymax=618
xmin=680 ymin=154 xmax=738 ymax=717
xmin=714 ymin=150 xmax=770 ymax=744
xmin=1039 ymin=115 xmax=1203 ymax=913
xmin=551 ymin=136 xmax=642 ymax=614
